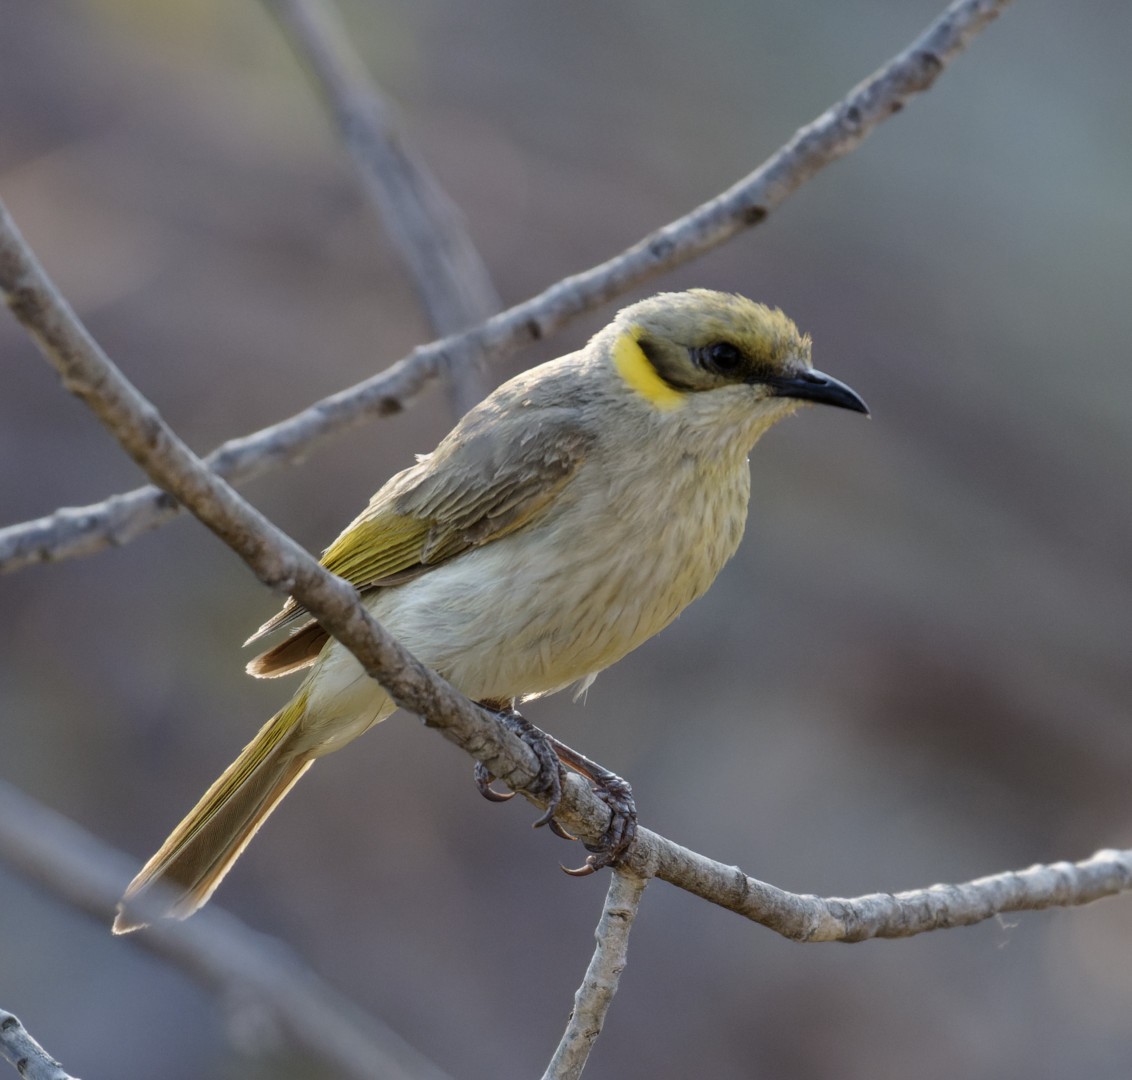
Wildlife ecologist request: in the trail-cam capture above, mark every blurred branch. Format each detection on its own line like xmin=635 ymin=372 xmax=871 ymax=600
xmin=0 ymin=1011 xmax=77 ymax=1080
xmin=262 ymin=0 xmax=499 ymax=414
xmin=0 ymin=0 xmax=1012 ymax=575
xmin=0 ymin=781 xmax=451 ymax=1080
xmin=543 ymin=871 xmax=647 ymax=1080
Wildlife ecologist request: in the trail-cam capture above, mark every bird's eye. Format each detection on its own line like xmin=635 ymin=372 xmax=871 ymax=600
xmin=703 ymin=341 xmax=743 ymax=375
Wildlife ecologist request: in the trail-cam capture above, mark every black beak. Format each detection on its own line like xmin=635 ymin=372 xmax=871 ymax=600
xmin=764 ymin=368 xmax=869 ymax=416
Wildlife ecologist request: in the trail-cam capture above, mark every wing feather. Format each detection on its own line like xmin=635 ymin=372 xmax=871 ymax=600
xmin=245 ymin=404 xmax=593 ymax=675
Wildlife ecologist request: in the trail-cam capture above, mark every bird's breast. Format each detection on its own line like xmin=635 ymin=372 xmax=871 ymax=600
xmin=369 ymin=452 xmax=752 ymax=704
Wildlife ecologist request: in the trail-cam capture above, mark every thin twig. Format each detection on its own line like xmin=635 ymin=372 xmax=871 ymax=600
xmin=0 ymin=781 xmax=450 ymax=1080
xmin=262 ymin=0 xmax=499 ymax=413
xmin=0 ymin=0 xmax=1013 ymax=575
xmin=542 ymin=871 xmax=648 ymax=1080
xmin=0 ymin=1010 xmax=78 ymax=1080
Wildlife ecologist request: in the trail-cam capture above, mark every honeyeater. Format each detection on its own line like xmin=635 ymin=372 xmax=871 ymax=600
xmin=113 ymin=289 xmax=867 ymax=933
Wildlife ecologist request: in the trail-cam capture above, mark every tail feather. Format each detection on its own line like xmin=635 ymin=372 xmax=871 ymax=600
xmin=246 ymin=620 xmax=330 ymax=678
xmin=114 ymin=693 xmax=311 ymax=934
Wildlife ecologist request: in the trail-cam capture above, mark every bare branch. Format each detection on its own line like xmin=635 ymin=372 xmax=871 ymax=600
xmin=5 ymin=172 xmax=1128 ymax=962
xmin=0 ymin=780 xmax=451 ymax=1080
xmin=262 ymin=0 xmax=499 ymax=413
xmin=543 ymin=871 xmax=648 ymax=1080
xmin=0 ymin=0 xmax=1012 ymax=575
xmin=0 ymin=1011 xmax=77 ymax=1080
xmin=633 ymin=832 xmax=1132 ymax=942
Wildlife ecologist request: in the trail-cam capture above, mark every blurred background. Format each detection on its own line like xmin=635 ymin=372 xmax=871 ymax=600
xmin=2 ymin=1 xmax=1132 ymax=1077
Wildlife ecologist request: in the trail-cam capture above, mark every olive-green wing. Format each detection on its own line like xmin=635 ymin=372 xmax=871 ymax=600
xmin=245 ymin=411 xmax=592 ymax=676
xmin=396 ymin=415 xmax=590 ymax=565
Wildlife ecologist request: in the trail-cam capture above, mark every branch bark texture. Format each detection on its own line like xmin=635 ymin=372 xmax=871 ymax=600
xmin=0 ymin=1011 xmax=78 ymax=1080
xmin=0 ymin=0 xmax=1012 ymax=575
xmin=635 ymin=835 xmax=1132 ymax=942
xmin=543 ymin=871 xmax=648 ymax=1080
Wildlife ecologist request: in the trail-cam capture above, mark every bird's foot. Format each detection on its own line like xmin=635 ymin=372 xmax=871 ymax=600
xmin=548 ymin=737 xmax=637 ymax=876
xmin=472 ymin=706 xmax=637 ymax=871
xmin=473 ymin=705 xmax=565 ymax=830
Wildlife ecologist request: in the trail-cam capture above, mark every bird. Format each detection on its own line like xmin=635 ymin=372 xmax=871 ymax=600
xmin=113 ymin=288 xmax=868 ymax=933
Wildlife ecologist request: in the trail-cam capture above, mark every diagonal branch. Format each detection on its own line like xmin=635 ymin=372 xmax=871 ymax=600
xmin=0 ymin=0 xmax=1013 ymax=575
xmin=0 ymin=1010 xmax=77 ymax=1080
xmin=0 ymin=187 xmax=600 ymax=874
xmin=261 ymin=0 xmax=499 ymax=413
xmin=543 ymin=871 xmax=648 ymax=1080
xmin=0 ymin=780 xmax=450 ymax=1080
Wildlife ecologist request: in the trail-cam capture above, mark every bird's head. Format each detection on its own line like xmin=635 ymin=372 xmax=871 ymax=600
xmin=603 ymin=289 xmax=868 ymax=447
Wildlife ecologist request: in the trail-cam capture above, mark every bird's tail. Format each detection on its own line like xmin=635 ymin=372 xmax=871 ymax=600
xmin=113 ymin=690 xmax=312 ymax=934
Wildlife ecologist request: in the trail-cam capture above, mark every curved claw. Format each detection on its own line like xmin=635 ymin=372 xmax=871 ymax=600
xmin=471 ymin=708 xmax=564 ymax=827
xmin=559 ymin=795 xmax=638 ymax=875
xmin=474 ymin=761 xmax=516 ymax=803
xmin=531 ymin=803 xmax=557 ymax=829
xmin=480 ymin=784 xmax=516 ymax=803
xmin=549 ymin=743 xmax=638 ymax=877
xmin=472 ymin=706 xmax=639 ymax=870
xmin=548 ymin=818 xmax=578 ymax=842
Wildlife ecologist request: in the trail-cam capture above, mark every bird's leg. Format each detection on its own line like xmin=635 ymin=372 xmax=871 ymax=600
xmin=473 ymin=702 xmax=567 ymax=831
xmin=472 ymin=702 xmax=637 ymax=873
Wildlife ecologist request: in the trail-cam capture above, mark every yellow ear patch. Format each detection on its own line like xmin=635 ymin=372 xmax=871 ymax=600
xmin=612 ymin=328 xmax=685 ymax=411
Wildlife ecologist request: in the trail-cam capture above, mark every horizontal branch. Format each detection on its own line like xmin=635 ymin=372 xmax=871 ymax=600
xmin=0 ymin=0 xmax=1012 ymax=574
xmin=632 ymin=832 xmax=1132 ymax=942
